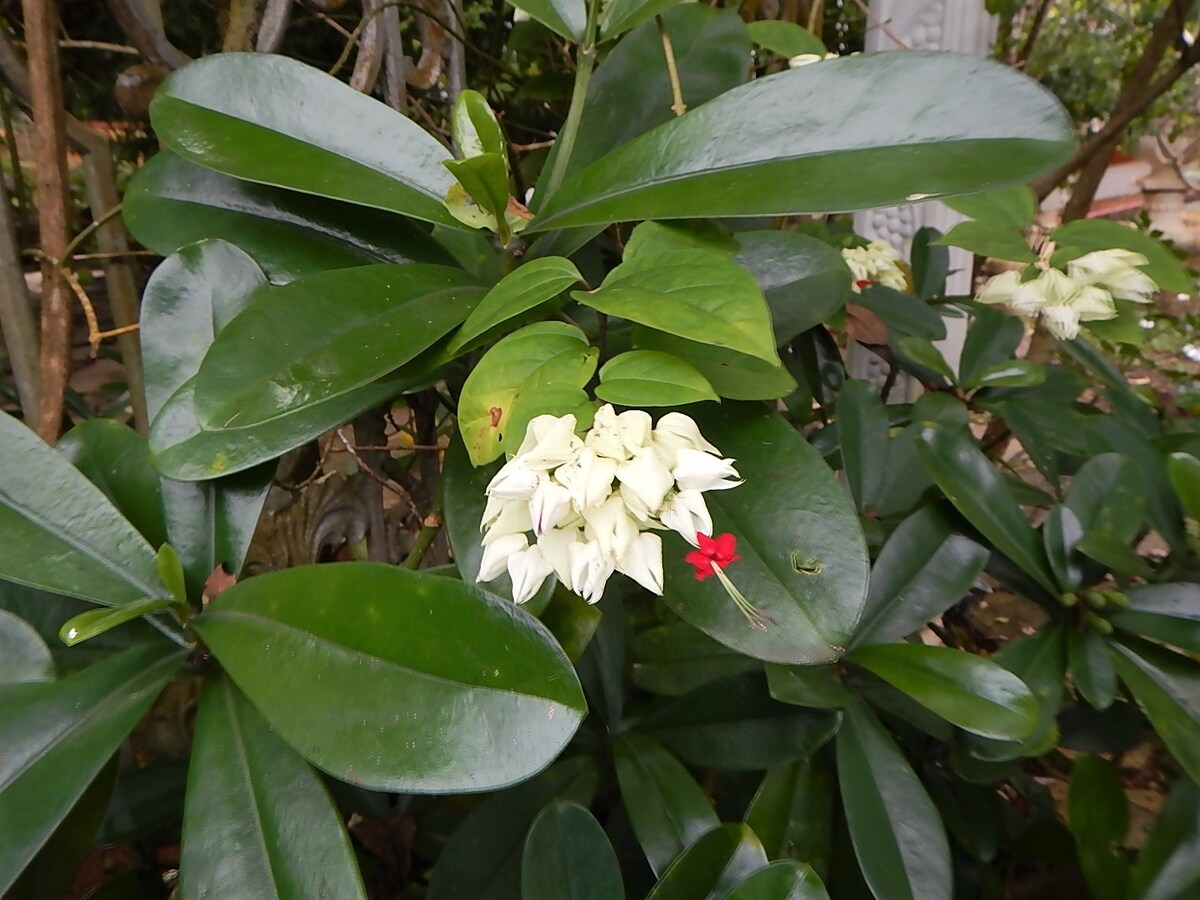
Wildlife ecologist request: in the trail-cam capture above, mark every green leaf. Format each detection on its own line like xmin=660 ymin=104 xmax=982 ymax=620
xmin=957 ymin=307 xmax=1025 ymax=389
xmin=59 ymin=597 xmax=175 ymax=647
xmin=428 ymin=757 xmax=599 ymax=900
xmin=450 ymin=257 xmax=584 ymax=353
xmin=916 ymin=423 xmax=1057 ymax=592
xmin=194 ymin=563 xmax=585 ymax=792
xmin=746 ymin=20 xmax=827 ymax=57
xmin=0 ymin=643 xmax=182 ymax=893
xmin=1109 ymin=583 xmax=1200 ymax=657
xmin=734 ymin=231 xmax=851 ymax=345
xmin=1111 ymin=637 xmax=1200 ymax=783
xmin=458 ymin=322 xmax=597 ymax=466
xmin=57 ymin=419 xmax=167 ymax=548
xmin=846 ymin=643 xmax=1038 ymax=741
xmin=600 ymin=0 xmax=687 ymax=40
xmin=521 ymin=802 xmax=623 ymax=900
xmin=1087 ymin=418 xmax=1183 ymax=551
xmin=191 ymin=263 xmax=482 ymax=429
xmin=613 ymin=733 xmax=719 ymax=876
xmin=896 ymin=337 xmax=955 ymax=382
xmin=597 ymin=351 xmax=718 ymax=406
xmin=1069 ymin=629 xmax=1118 ymax=710
xmin=1169 ymin=452 xmax=1200 ymax=522
xmin=661 ymin=404 xmax=869 ymax=665
xmin=718 ymin=861 xmax=831 ymax=900
xmin=452 ymin=89 xmax=507 ymax=160
xmin=645 ymin=824 xmax=769 ymax=900
xmin=508 ymin=0 xmax=585 ymax=41
xmin=974 ymin=359 xmax=1045 ymax=389
xmin=637 ymin=673 xmax=840 ymax=770
xmin=632 ymin=623 xmax=760 ymax=696
xmin=155 ymin=544 xmax=186 ymax=605
xmin=766 ymin=663 xmax=853 ymax=709
xmin=851 ymin=505 xmax=988 ymax=648
xmin=1065 ymin=453 xmax=1145 ymax=544
xmin=631 ymin=328 xmax=798 ymax=401
xmin=1043 ymin=505 xmax=1085 ymax=593
xmin=444 ymin=153 xmax=515 ymax=241
xmin=1129 ymin=778 xmax=1200 ymax=900
xmin=935 ymin=220 xmax=1036 ymax=263
xmin=1051 ymin=219 xmax=1191 ymax=293
xmin=124 ymin=152 xmax=453 ymax=284
xmin=576 ymin=250 xmax=779 ymax=365
xmin=745 ymin=755 xmax=835 ymax=872
xmin=1068 ymin=756 xmax=1131 ymax=900
xmin=836 ymin=380 xmax=889 ymax=512
xmin=531 ymin=52 xmax=1073 ymax=231
xmin=179 ymin=676 xmax=367 ymax=900
xmin=855 ymin=287 xmax=947 ymax=342
xmin=538 ymin=585 xmax=602 ymax=662
xmin=836 ymin=697 xmax=952 ymax=900
xmin=0 ymin=610 xmax=54 ymax=684
xmin=150 ymin=53 xmax=460 ymax=227
xmin=0 ymin=411 xmax=168 ymax=607
xmin=943 ymin=185 xmax=1037 ymax=231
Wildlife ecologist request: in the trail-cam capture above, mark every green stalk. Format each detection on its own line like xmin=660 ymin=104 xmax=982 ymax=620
xmin=539 ymin=0 xmax=601 ymax=203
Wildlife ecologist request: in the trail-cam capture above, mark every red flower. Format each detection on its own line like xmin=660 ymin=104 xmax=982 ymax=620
xmin=685 ymin=532 xmax=740 ymax=581
xmin=855 ymin=279 xmax=872 ymax=290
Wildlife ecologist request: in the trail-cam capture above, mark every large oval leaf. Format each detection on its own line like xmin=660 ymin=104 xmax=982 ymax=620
xmin=836 ymin=698 xmax=951 ymax=900
xmin=449 ymin=256 xmax=584 ymax=353
xmin=718 ymin=861 xmax=830 ymax=900
xmin=150 ymin=53 xmax=460 ymax=227
xmin=192 ymin=263 xmax=482 ymax=429
xmin=1129 ymin=779 xmax=1200 ymax=900
xmin=0 ymin=643 xmax=182 ymax=893
xmin=631 ymin=623 xmax=760 ymax=697
xmin=531 ymin=52 xmax=1073 ymax=230
xmin=745 ymin=756 xmax=835 ymax=872
xmin=596 ymin=350 xmax=718 ymax=407
xmin=180 ymin=676 xmax=367 ymax=899
xmin=0 ymin=610 xmax=54 ymax=685
xmin=846 ymin=643 xmax=1038 ymax=741
xmin=661 ymin=404 xmax=869 ymax=664
xmin=0 ymin=411 xmax=167 ymax=606
xmin=124 ymin=152 xmax=453 ymax=284
xmin=194 ymin=563 xmax=586 ymax=792
xmin=645 ymin=824 xmax=768 ymax=900
xmin=1109 ymin=583 xmax=1200 ymax=657
xmin=521 ymin=801 xmax=623 ymax=900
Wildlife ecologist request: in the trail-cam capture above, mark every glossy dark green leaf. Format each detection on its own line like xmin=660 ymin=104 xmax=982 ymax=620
xmin=718 ymin=861 xmax=831 ymax=900
xmin=458 ymin=322 xmax=597 ymax=466
xmin=597 ymin=350 xmax=718 ymax=406
xmin=1069 ymin=629 xmax=1118 ymax=710
xmin=1110 ymin=637 xmax=1200 ymax=783
xmin=1110 ymin=583 xmax=1200 ymax=657
xmin=1043 ymin=505 xmax=1085 ymax=593
xmin=576 ymin=250 xmax=779 ymax=365
xmin=0 ymin=643 xmax=182 ymax=893
xmin=538 ymin=585 xmax=602 ymax=662
xmin=854 ymin=287 xmax=946 ymax=342
xmin=59 ymin=597 xmax=175 ymax=647
xmin=943 ymin=185 xmax=1037 ymax=231
xmin=180 ymin=676 xmax=367 ymax=899
xmin=1129 ymin=778 xmax=1200 ymax=900
xmin=956 ymin=307 xmax=1024 ymax=389
xmin=428 ymin=757 xmax=599 ymax=900
xmin=916 ymin=423 xmax=1057 ymax=592
xmin=638 ymin=673 xmax=841 ymax=770
xmin=733 ymin=230 xmax=851 ymax=346
xmin=195 ymin=564 xmax=586 ymax=792
xmin=837 ymin=379 xmax=889 ymax=512
xmin=746 ymin=20 xmax=826 ymax=56
xmin=847 ymin=643 xmax=1038 ymax=740
xmin=576 ymin=588 xmax=627 ymax=724
xmin=1068 ymin=756 xmax=1130 ymax=900
xmin=896 ymin=337 xmax=955 ymax=382
xmin=645 ymin=824 xmax=769 ymax=900
xmin=521 ymin=801 xmax=623 ymax=900
xmin=600 ymin=0 xmax=686 ymax=39
xmin=100 ymin=762 xmax=188 ymax=844
xmin=935 ymin=220 xmax=1036 ymax=262
xmin=613 ymin=733 xmax=719 ymax=876
xmin=1087 ymin=418 xmax=1182 ymax=550
xmin=744 ymin=754 xmax=835 ymax=872
xmin=57 ymin=420 xmax=167 ymax=548
xmin=1065 ymin=452 xmax=1145 ymax=544
xmin=151 ymin=53 xmax=460 ymax=227
xmin=632 ymin=623 xmax=760 ymax=697
xmin=531 ymin=52 xmax=1073 ymax=231
xmin=974 ymin=359 xmax=1045 ymax=388
xmin=450 ymin=257 xmax=584 ymax=353
xmin=631 ymin=328 xmax=798 ymax=401
xmin=0 ymin=411 xmax=168 ymax=607
xmin=452 ymin=90 xmax=507 ymax=160
xmin=836 ymin=697 xmax=951 ymax=900
xmin=662 ymin=405 xmax=868 ymax=664
xmin=124 ymin=152 xmax=453 ymax=284
xmin=852 ymin=505 xmax=988 ymax=648
xmin=509 ymin=0 xmax=585 ymax=40
xmin=192 ymin=264 xmax=481 ymax=429
xmin=766 ymin=663 xmax=853 ymax=709
xmin=1078 ymin=532 xmax=1156 ymax=580
xmin=1169 ymin=452 xmax=1200 ymax=522
xmin=0 ymin=610 xmax=54 ymax=684
xmin=1051 ymin=219 xmax=1191 ymax=293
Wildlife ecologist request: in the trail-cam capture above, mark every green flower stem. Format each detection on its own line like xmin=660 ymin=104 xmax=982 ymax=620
xmin=539 ymin=0 xmax=601 ymax=204
xmin=404 ymin=492 xmax=445 ymax=570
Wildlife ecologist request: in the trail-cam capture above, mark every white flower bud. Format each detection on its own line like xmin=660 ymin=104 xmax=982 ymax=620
xmin=658 ymin=489 xmax=712 ymax=547
xmin=672 ymin=447 xmax=742 ymax=493
xmin=508 ymin=544 xmax=553 ymax=604
xmin=615 ymin=448 xmax=675 ymax=519
xmin=478 ymin=532 xmax=528 ymax=583
xmin=529 ymin=479 xmax=573 ymax=536
xmin=617 ymin=532 xmax=664 ymax=595
xmin=569 ymin=540 xmax=615 ymax=604
xmin=554 ymin=447 xmax=616 ymax=511
xmin=514 ymin=413 xmax=583 ymax=469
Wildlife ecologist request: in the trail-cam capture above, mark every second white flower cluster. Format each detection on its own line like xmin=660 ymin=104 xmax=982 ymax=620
xmin=477 ymin=405 xmax=741 ymax=605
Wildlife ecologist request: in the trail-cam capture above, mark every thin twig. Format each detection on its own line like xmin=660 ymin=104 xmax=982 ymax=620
xmin=61 ymin=202 xmax=123 ymax=262
xmin=335 ymin=427 xmax=419 ymax=508
xmin=657 ymin=16 xmax=686 ymax=116
xmin=71 ymin=249 xmax=158 ymax=261
xmin=59 ymin=39 xmax=140 ymax=54
xmin=849 ymin=0 xmax=910 ymax=49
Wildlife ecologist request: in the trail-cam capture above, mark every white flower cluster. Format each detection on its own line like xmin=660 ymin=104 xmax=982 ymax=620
xmin=976 ymin=249 xmax=1159 ymax=340
xmin=477 ymin=405 xmax=741 ymax=605
xmin=841 ymin=240 xmax=909 ymax=293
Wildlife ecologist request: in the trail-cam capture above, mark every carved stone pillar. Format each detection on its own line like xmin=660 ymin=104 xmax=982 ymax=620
xmin=848 ymin=0 xmax=998 ymax=392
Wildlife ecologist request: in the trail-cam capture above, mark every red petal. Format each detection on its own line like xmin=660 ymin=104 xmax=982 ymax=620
xmin=713 ymin=532 xmax=737 ymax=559
xmin=695 ymin=533 xmax=718 ymax=556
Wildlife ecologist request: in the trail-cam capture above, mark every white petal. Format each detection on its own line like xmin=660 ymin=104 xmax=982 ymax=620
xmin=554 ymin=448 xmax=616 ymax=511
xmin=582 ymin=495 xmax=639 ymax=564
xmin=615 ymin=448 xmax=675 ymax=518
xmin=584 ymin=404 xmax=631 ymax=461
xmin=486 ymin=458 xmax=541 ymax=501
xmin=658 ymin=489 xmax=712 ymax=547
xmin=653 ymin=412 xmax=721 ymax=455
xmin=975 ymin=270 xmax=1021 ymax=306
xmin=672 ymin=447 xmax=742 ymax=492
xmin=481 ymin=500 xmax=531 ymax=544
xmin=616 ymin=409 xmax=653 ymax=454
xmin=529 ymin=480 xmax=573 ymax=536
xmin=478 ymin=532 xmax=528 ymax=583
xmin=618 ymin=532 xmax=664 ymax=595
xmin=569 ymin=540 xmax=615 ymax=604
xmin=508 ymin=544 xmax=553 ymax=604
xmin=1071 ymin=285 xmax=1118 ymax=321
xmin=1040 ymin=304 xmax=1081 ymax=340
xmin=514 ymin=413 xmax=582 ymax=469
xmin=537 ymin=526 xmax=581 ymax=590
xmin=1067 ymin=248 xmax=1148 ymax=283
